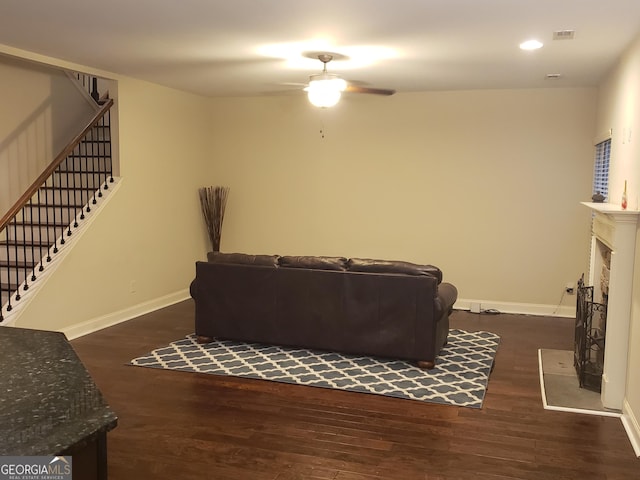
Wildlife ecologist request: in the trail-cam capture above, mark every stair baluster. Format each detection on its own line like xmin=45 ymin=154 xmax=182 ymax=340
xmin=43 ymin=186 xmax=52 ymax=263
xmin=92 ymin=128 xmax=100 ymax=203
xmin=91 ymin=77 xmax=99 ymax=103
xmin=11 ymin=222 xmax=21 ymax=301
xmin=28 ymin=198 xmax=37 ymax=282
xmin=63 ymin=163 xmax=72 ymax=237
xmin=51 ymin=177 xmax=61 ymax=250
xmin=2 ymin=236 xmax=11 ymax=315
xmin=69 ymin=158 xmax=77 ymax=228
xmin=107 ymin=111 xmax=114 ymax=185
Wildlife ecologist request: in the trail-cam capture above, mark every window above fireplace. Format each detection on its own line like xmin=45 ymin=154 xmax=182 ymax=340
xmin=593 ymin=138 xmax=610 ymax=202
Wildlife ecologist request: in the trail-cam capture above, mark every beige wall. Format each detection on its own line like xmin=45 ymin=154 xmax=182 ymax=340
xmin=0 ymin=43 xmax=599 ymax=327
xmin=596 ymin=31 xmax=640 ymax=452
xmin=1 ymin=45 xmax=598 ymax=322
xmin=11 ymin=75 xmax=211 ymax=332
xmin=0 ymin=54 xmax=96 ymax=214
xmin=207 ymin=88 xmax=596 ymax=310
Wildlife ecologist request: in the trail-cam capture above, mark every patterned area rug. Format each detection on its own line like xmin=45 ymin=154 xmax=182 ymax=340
xmin=130 ymin=329 xmax=500 ymax=408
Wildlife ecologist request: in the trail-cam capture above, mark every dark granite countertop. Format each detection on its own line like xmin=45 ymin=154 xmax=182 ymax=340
xmin=0 ymin=327 xmax=117 ymax=455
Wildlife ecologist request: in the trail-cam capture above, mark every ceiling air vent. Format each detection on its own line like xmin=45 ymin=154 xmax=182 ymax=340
xmin=546 ymin=73 xmax=562 ymax=79
xmin=553 ymin=30 xmax=575 ymax=40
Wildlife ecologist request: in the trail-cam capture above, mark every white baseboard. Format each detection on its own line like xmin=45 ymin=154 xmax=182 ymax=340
xmin=63 ymin=289 xmax=190 ymax=340
xmin=622 ymin=399 xmax=640 ymax=457
xmin=455 ymin=298 xmax=575 ymax=318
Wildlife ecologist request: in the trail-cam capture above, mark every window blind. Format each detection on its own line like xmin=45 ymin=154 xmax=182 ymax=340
xmin=593 ymin=139 xmax=611 ymax=200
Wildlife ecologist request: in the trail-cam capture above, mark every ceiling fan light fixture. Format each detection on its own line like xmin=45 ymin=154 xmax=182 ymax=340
xmin=305 ymin=73 xmax=347 ymax=108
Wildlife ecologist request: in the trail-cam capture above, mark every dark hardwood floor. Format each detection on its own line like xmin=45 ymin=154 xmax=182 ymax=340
xmin=71 ymin=301 xmax=638 ymax=479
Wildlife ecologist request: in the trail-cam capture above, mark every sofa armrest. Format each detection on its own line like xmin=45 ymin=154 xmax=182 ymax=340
xmin=437 ymin=282 xmax=458 ymax=314
xmin=189 ymin=279 xmax=197 ymax=300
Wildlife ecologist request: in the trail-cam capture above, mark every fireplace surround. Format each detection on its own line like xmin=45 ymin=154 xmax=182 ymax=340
xmin=581 ymin=202 xmax=639 ymax=410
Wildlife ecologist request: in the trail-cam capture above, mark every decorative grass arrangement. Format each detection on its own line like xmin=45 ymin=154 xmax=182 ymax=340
xmin=198 ymin=186 xmax=230 ymax=252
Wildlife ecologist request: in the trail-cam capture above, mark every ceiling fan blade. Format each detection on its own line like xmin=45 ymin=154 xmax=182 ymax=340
xmin=261 ymin=88 xmax=304 ymax=96
xmin=345 ymin=84 xmax=396 ymax=96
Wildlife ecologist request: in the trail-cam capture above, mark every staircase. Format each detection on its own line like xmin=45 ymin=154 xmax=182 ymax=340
xmin=0 ymin=86 xmax=114 ymax=323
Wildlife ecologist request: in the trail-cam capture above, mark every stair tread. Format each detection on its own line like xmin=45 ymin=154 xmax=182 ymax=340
xmin=9 ymin=220 xmax=72 ymax=227
xmin=1 ymin=282 xmax=17 ymax=292
xmin=41 ymin=185 xmax=101 ymax=191
xmin=55 ymin=171 xmax=111 ymax=176
xmin=2 ymin=239 xmax=52 ymax=247
xmin=56 ymin=174 xmax=111 ymax=178
xmin=25 ymin=201 xmax=87 ymax=207
xmin=58 ymin=170 xmax=111 ymax=175
xmin=0 ymin=260 xmax=36 ymax=269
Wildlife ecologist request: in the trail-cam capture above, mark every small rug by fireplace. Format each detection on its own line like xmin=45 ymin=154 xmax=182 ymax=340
xmin=538 ymin=349 xmax=620 ymax=417
xmin=130 ymin=329 xmax=500 ymax=408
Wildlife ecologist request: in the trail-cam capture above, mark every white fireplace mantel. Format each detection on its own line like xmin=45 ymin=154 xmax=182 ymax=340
xmin=581 ymin=202 xmax=640 ymax=410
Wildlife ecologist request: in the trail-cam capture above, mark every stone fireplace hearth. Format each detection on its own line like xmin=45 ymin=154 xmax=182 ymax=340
xmin=581 ymin=202 xmax=639 ymax=411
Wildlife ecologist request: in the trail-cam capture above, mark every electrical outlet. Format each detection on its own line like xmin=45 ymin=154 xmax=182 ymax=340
xmin=129 ymin=280 xmax=137 ymax=293
xmin=565 ymin=282 xmax=575 ymax=295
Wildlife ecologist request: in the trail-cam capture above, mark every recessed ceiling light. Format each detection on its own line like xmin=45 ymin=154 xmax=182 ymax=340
xmin=520 ymin=39 xmax=543 ymax=51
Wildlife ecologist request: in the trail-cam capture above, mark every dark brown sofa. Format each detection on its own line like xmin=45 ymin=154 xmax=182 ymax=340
xmin=190 ymin=253 xmax=458 ymax=368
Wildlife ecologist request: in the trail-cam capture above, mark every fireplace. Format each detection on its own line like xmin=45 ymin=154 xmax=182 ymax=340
xmin=580 ymin=202 xmax=639 ymax=410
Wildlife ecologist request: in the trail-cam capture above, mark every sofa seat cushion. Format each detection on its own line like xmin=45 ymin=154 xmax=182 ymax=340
xmin=278 ymin=255 xmax=348 ymax=271
xmin=347 ymin=258 xmax=442 ymax=283
xmin=207 ymin=251 xmax=279 ymax=267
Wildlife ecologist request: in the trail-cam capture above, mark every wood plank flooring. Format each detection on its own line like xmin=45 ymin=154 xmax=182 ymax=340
xmin=71 ymin=301 xmax=639 ymax=479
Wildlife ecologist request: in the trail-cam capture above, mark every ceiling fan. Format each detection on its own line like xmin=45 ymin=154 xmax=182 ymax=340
xmin=304 ymin=53 xmax=396 ymax=107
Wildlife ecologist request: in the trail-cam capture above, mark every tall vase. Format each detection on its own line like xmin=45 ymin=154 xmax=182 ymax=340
xmin=198 ymin=186 xmax=230 ymax=252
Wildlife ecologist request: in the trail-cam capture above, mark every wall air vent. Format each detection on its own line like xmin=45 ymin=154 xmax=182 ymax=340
xmin=553 ymin=30 xmax=575 ymax=40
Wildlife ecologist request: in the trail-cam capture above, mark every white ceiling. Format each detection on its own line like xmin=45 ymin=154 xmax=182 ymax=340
xmin=1 ymin=0 xmax=640 ymax=98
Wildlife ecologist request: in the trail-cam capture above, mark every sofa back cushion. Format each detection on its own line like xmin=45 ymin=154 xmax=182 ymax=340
xmin=193 ymin=261 xmax=443 ymax=362
xmin=278 ymin=255 xmax=348 ymax=271
xmin=347 ymin=258 xmax=442 ymax=283
xmin=207 ymin=251 xmax=279 ymax=267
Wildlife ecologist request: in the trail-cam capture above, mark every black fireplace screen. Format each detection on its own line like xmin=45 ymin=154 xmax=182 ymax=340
xmin=574 ymin=275 xmax=607 ymax=392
